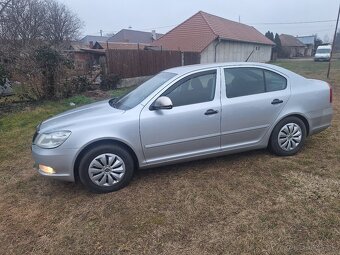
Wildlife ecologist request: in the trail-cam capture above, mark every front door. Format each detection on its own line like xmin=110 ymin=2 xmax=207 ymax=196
xmin=140 ymin=69 xmax=221 ymax=164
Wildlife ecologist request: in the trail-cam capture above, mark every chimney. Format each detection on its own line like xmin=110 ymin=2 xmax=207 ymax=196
xmin=89 ymin=41 xmax=94 ymax=48
xmin=152 ymin=30 xmax=157 ymax=41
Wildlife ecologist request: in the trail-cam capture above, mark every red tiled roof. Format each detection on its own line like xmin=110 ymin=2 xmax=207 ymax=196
xmin=279 ymin=34 xmax=306 ymax=47
xmin=152 ymin=11 xmax=275 ymax=52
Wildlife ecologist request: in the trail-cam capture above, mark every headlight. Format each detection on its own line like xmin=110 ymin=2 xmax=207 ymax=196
xmin=35 ymin=131 xmax=71 ymax=149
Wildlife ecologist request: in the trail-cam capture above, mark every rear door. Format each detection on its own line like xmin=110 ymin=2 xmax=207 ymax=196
xmin=220 ymin=67 xmax=290 ymax=149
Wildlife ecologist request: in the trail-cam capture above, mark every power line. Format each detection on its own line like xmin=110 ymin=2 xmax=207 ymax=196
xmin=138 ymin=25 xmax=177 ymax=31
xmin=85 ymin=19 xmax=338 ymax=36
xmin=136 ymin=19 xmax=338 ymax=32
xmin=249 ymin=19 xmax=337 ymax=25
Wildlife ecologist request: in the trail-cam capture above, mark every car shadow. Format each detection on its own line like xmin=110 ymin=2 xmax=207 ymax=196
xmin=133 ymin=148 xmax=270 ymax=180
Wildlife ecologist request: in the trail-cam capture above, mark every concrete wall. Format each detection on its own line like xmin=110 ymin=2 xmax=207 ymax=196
xmin=200 ymin=40 xmax=272 ymax=64
xmin=117 ymin=75 xmax=153 ymax=88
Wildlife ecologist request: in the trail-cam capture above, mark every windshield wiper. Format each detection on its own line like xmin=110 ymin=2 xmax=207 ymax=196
xmin=109 ymin=97 xmax=118 ymax=108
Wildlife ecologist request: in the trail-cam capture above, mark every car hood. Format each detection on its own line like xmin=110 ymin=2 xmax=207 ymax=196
xmin=39 ymin=100 xmax=124 ymax=132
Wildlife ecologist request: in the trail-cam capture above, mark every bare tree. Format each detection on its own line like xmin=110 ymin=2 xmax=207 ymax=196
xmin=0 ymin=0 xmax=84 ymax=100
xmin=0 ymin=0 xmax=11 ymax=16
xmin=43 ymin=0 xmax=83 ymax=44
xmin=0 ymin=0 xmax=82 ymax=45
xmin=0 ymin=0 xmax=46 ymax=45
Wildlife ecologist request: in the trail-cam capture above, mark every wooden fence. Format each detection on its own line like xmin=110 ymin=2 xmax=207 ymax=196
xmin=106 ymin=50 xmax=200 ymax=78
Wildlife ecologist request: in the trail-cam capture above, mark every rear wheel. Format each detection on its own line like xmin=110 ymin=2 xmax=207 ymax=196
xmin=79 ymin=144 xmax=134 ymax=193
xmin=269 ymin=116 xmax=307 ymax=156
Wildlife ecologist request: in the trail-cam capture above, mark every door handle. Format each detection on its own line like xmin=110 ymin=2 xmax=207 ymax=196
xmin=205 ymin=109 xmax=219 ymax=115
xmin=271 ymin=99 xmax=284 ymax=105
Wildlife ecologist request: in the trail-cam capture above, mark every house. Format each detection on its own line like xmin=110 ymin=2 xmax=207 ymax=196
xmin=68 ymin=41 xmax=89 ymax=51
xmin=79 ymin=35 xmax=110 ymax=47
xmin=92 ymin=41 xmax=150 ymax=50
xmin=108 ymin=29 xmax=163 ymax=44
xmin=279 ymin=34 xmax=306 ymax=58
xmin=65 ymin=42 xmax=105 ymax=70
xmin=296 ymin=35 xmax=316 ymax=56
xmin=151 ymin=11 xmax=275 ymax=63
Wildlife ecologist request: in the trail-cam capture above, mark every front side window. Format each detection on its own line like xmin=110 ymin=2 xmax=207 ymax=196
xmin=224 ymin=67 xmax=287 ymax=98
xmin=163 ymin=70 xmax=217 ymax=107
xmin=113 ymin=72 xmax=176 ymax=110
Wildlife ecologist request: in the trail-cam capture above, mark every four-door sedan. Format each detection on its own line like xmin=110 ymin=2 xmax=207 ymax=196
xmin=32 ymin=63 xmax=333 ymax=193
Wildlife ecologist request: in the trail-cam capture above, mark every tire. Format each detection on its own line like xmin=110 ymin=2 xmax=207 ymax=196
xmin=269 ymin=116 xmax=307 ymax=156
xmin=78 ymin=144 xmax=134 ymax=193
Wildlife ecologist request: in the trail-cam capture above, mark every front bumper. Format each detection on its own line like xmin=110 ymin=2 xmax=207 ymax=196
xmin=32 ymin=145 xmax=78 ymax=182
xmin=314 ymin=57 xmax=330 ymax=61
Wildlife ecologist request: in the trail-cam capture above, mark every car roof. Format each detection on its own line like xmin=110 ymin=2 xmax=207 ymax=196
xmin=164 ymin=62 xmax=302 ymax=78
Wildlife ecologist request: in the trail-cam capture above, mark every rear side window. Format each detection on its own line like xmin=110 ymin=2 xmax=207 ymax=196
xmin=163 ymin=70 xmax=216 ymax=107
xmin=224 ymin=68 xmax=287 ymax=98
xmin=264 ymin=70 xmax=287 ymax=92
xmin=224 ymin=68 xmax=265 ymax=98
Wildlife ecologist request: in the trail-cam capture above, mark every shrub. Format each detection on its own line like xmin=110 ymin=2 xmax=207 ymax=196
xmin=100 ymin=73 xmax=121 ymax=91
xmin=0 ymin=64 xmax=7 ymax=87
xmin=35 ymin=46 xmax=73 ymax=99
xmin=61 ymin=75 xmax=91 ymax=98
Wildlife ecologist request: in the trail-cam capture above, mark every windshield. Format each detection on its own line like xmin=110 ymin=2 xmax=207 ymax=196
xmin=112 ymin=72 xmax=177 ymax=110
xmin=316 ymin=48 xmax=331 ymax=54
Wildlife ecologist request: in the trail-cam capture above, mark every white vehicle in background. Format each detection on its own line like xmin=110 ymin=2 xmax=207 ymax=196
xmin=314 ymin=45 xmax=332 ymax=62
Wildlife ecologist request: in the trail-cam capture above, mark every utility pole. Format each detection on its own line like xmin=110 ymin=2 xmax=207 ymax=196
xmin=100 ymin=30 xmax=103 ymax=37
xmin=327 ymin=3 xmax=340 ymax=79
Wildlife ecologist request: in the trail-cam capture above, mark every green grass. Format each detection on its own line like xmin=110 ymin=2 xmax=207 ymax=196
xmin=110 ymin=86 xmax=136 ymax=98
xmin=274 ymin=59 xmax=340 ymax=81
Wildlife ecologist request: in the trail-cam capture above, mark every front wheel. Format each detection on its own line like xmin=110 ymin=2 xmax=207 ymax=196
xmin=79 ymin=144 xmax=134 ymax=193
xmin=269 ymin=117 xmax=307 ymax=156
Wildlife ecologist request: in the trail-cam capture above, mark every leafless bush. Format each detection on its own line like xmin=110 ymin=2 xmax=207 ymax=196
xmin=0 ymin=0 xmax=85 ymax=100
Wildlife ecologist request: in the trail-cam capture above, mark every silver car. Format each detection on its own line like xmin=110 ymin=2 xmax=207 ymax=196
xmin=32 ymin=63 xmax=333 ymax=193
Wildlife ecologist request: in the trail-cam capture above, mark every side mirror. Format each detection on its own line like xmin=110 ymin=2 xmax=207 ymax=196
xmin=151 ymin=96 xmax=173 ymax=110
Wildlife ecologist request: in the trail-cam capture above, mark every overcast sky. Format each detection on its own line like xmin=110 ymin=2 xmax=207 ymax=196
xmin=60 ymin=0 xmax=340 ymax=42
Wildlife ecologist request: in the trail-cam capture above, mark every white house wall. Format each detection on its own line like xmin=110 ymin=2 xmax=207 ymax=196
xmin=200 ymin=40 xmax=272 ymax=64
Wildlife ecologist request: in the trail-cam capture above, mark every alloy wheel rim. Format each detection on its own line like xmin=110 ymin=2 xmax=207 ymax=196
xmin=278 ymin=123 xmax=302 ymax=151
xmin=88 ymin=153 xmax=126 ymax=187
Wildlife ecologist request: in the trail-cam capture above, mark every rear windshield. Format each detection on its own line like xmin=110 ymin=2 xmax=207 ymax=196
xmin=316 ymin=48 xmax=331 ymax=54
xmin=112 ymin=72 xmax=176 ymax=110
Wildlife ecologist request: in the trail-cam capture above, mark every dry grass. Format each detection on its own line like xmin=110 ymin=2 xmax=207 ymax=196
xmin=0 ymin=61 xmax=339 ymax=255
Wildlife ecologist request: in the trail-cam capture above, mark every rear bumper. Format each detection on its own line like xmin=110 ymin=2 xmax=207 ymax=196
xmin=32 ymin=145 xmax=78 ymax=182
xmin=308 ymin=107 xmax=333 ymax=135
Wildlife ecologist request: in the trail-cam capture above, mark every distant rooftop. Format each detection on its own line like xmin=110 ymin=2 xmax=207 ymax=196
xmin=93 ymin=41 xmax=150 ymax=50
xmin=296 ymin=35 xmax=316 ymax=46
xmin=280 ymin=34 xmax=306 ymax=47
xmin=79 ymin=35 xmax=110 ymax=44
xmin=108 ymin=29 xmax=163 ymax=44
